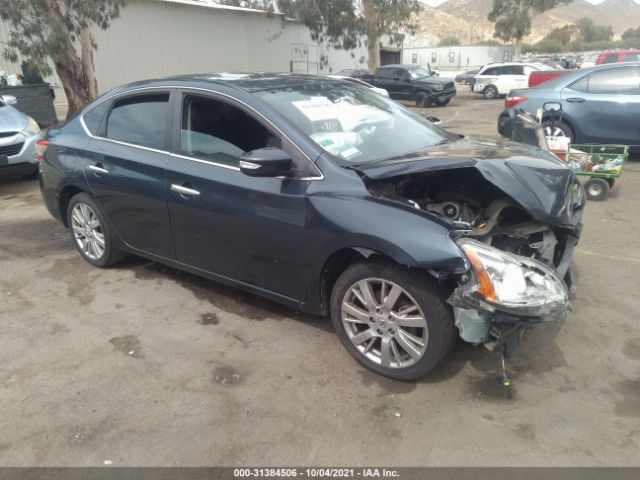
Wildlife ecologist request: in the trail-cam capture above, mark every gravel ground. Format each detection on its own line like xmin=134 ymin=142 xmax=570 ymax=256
xmin=1 ymin=89 xmax=639 ymax=466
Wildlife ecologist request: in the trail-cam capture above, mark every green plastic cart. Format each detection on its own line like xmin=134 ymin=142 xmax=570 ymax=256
xmin=566 ymin=144 xmax=629 ymax=201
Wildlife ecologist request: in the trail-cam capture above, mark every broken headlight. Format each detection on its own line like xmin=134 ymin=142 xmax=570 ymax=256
xmin=457 ymin=239 xmax=569 ymax=316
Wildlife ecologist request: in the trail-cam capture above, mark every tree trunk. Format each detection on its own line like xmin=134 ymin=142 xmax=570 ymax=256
xmin=367 ymin=32 xmax=381 ymax=73
xmin=45 ymin=0 xmax=98 ymax=119
xmin=362 ymin=0 xmax=381 ymax=73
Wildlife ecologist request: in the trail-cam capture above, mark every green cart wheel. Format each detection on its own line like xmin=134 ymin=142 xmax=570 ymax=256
xmin=584 ymin=178 xmax=610 ymax=201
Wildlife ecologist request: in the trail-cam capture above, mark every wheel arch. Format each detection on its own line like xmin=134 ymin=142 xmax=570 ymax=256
xmin=58 ymin=185 xmax=90 ymax=227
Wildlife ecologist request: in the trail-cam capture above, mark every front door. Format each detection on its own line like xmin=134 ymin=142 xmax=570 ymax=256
xmin=165 ymin=91 xmax=312 ymax=301
xmin=82 ymin=91 xmax=175 ymax=259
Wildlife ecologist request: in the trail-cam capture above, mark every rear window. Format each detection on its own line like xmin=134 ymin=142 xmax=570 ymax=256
xmin=375 ymin=68 xmax=393 ymax=79
xmin=83 ymin=101 xmax=109 ymax=135
xmin=106 ymin=93 xmax=169 ymax=150
xmin=570 ymin=68 xmax=640 ymax=95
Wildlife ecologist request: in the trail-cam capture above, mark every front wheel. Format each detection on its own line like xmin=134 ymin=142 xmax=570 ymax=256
xmin=415 ymin=91 xmax=430 ymax=108
xmin=67 ymin=193 xmax=126 ymax=267
xmin=330 ymin=261 xmax=456 ymax=381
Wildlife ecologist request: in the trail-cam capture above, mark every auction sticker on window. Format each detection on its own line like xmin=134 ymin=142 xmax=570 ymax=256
xmin=293 ymin=97 xmax=339 ymax=122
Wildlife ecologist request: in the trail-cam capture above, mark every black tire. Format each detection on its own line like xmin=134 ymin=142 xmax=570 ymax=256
xmin=584 ymin=178 xmax=610 ymax=201
xmin=66 ymin=192 xmax=126 ymax=267
xmin=21 ymin=166 xmax=39 ymax=180
xmin=606 ymin=178 xmax=615 ymax=188
xmin=483 ymin=85 xmax=499 ymax=99
xmin=542 ymin=120 xmax=573 ymax=142
xmin=415 ymin=91 xmax=430 ymax=108
xmin=330 ymin=260 xmax=456 ymax=381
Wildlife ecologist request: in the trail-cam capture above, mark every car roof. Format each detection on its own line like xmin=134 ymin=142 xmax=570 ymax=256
xmin=599 ymin=50 xmax=640 ymax=55
xmin=105 ymin=72 xmax=350 ymax=95
xmin=377 ymin=64 xmax=423 ymax=69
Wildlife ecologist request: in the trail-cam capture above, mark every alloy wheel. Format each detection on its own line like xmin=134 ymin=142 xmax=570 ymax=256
xmin=543 ymin=125 xmax=568 ymax=138
xmin=71 ymin=203 xmax=105 ymax=260
xmin=341 ymin=278 xmax=428 ymax=369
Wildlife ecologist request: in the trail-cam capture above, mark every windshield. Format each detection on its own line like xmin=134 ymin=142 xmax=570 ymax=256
xmin=255 ymin=82 xmax=450 ymax=164
xmin=408 ymin=67 xmax=431 ymax=79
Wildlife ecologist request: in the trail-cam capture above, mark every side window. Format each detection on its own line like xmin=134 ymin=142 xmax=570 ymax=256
xmin=570 ymin=75 xmax=590 ymax=93
xmin=602 ymin=54 xmax=618 ymax=64
xmin=393 ymin=69 xmax=409 ymax=80
xmin=180 ymin=94 xmax=281 ymax=168
xmin=106 ymin=93 xmax=169 ymax=149
xmin=376 ymin=68 xmax=392 ymax=79
xmin=589 ymin=68 xmax=640 ymax=94
xmin=482 ymin=67 xmax=498 ymax=76
xmin=83 ymin=101 xmax=109 ymax=135
xmin=624 ymin=53 xmax=639 ymax=62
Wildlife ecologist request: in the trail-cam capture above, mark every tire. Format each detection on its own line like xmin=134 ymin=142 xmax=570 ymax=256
xmin=330 ymin=260 xmax=455 ymax=381
xmin=542 ymin=120 xmax=573 ymax=142
xmin=66 ymin=192 xmax=126 ymax=267
xmin=584 ymin=178 xmax=610 ymax=201
xmin=415 ymin=91 xmax=430 ymax=108
xmin=483 ymin=85 xmax=499 ymax=99
xmin=21 ymin=166 xmax=39 ymax=180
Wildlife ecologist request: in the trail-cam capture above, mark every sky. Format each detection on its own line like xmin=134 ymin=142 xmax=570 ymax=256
xmin=419 ymin=0 xmax=639 ymax=5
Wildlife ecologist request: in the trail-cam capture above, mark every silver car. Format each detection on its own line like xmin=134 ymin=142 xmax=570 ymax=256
xmin=0 ymin=94 xmax=42 ymax=178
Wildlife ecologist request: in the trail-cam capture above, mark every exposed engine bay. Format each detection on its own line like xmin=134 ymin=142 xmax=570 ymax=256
xmin=366 ymin=167 xmax=575 ymax=272
xmin=365 ymin=167 xmax=582 ymax=351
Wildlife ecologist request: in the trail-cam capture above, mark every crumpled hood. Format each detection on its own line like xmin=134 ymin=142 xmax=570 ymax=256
xmin=351 ymin=136 xmax=584 ymax=227
xmin=0 ymin=106 xmax=27 ymax=133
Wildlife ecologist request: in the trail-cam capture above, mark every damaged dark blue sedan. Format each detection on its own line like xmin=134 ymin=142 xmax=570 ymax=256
xmin=40 ymin=74 xmax=584 ymax=380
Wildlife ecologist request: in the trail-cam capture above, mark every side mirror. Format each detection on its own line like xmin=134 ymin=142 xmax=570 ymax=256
xmin=1 ymin=95 xmax=17 ymax=106
xmin=239 ymin=147 xmax=292 ymax=177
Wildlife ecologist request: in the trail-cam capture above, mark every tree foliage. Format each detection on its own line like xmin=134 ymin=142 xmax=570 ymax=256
xmin=487 ymin=0 xmax=572 ymax=53
xmin=438 ymin=36 xmax=461 ymax=46
xmin=524 ymin=17 xmax=626 ymax=54
xmin=0 ymin=0 xmax=126 ymax=118
xmin=575 ymin=17 xmax=613 ymax=43
xmin=622 ymin=26 xmax=640 ymax=40
xmin=277 ymin=0 xmax=421 ymax=72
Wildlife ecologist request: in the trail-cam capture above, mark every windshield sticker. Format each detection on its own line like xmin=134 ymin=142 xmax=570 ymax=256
xmin=340 ymin=147 xmax=361 ymax=159
xmin=293 ymin=97 xmax=340 ymax=122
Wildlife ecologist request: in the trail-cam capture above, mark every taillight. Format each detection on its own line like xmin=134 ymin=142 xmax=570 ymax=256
xmin=505 ymin=95 xmax=527 ymax=109
xmin=35 ymin=139 xmax=49 ymax=162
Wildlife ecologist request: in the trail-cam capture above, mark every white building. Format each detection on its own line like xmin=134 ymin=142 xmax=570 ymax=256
xmin=0 ymin=0 xmax=379 ymax=104
xmin=403 ymin=44 xmax=515 ymax=72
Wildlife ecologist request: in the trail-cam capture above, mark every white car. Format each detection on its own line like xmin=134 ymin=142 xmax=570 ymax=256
xmin=326 ymin=75 xmax=389 ymax=97
xmin=472 ymin=62 xmax=554 ymax=99
xmin=0 ymin=94 xmax=42 ymax=178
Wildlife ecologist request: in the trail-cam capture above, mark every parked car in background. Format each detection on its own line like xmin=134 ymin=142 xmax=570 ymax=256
xmin=333 ymin=68 xmax=374 ymax=83
xmin=596 ymin=50 xmax=640 ymax=65
xmin=39 ymin=73 xmax=580 ymax=380
xmin=372 ymin=64 xmax=456 ymax=107
xmin=0 ymin=94 xmax=42 ymax=178
xmin=326 ymin=75 xmax=389 ymax=97
xmin=498 ymin=62 xmax=640 ymax=145
xmin=528 ymin=70 xmax=567 ymax=87
xmin=473 ymin=62 xmax=554 ymax=99
xmin=454 ymin=69 xmax=478 ymax=86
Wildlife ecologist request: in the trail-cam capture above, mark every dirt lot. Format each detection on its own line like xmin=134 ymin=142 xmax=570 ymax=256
xmin=1 ymin=90 xmax=639 ymax=466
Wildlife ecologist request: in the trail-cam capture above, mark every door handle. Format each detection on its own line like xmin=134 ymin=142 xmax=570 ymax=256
xmin=171 ymin=184 xmax=200 ymax=197
xmin=88 ymin=164 xmax=109 ymax=174
xmin=566 ymin=97 xmax=586 ymax=103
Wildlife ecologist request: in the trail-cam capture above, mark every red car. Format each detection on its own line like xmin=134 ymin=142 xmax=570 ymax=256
xmin=596 ymin=50 xmax=640 ymax=64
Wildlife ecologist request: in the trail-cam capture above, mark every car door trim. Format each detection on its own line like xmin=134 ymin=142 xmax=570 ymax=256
xmin=79 ymin=85 xmax=324 ymax=181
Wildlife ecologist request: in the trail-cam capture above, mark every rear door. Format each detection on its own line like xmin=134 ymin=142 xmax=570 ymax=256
xmin=561 ymin=66 xmax=640 ymax=144
xmin=374 ymin=68 xmax=397 ymax=97
xmin=392 ymin=68 xmax=412 ymax=98
xmin=497 ymin=65 xmax=526 ymax=94
xmin=81 ymin=90 xmax=175 ymax=258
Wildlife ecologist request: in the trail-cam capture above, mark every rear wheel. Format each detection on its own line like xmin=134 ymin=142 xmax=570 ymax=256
xmin=330 ymin=261 xmax=455 ymax=381
xmin=584 ymin=178 xmax=610 ymax=201
xmin=66 ymin=193 xmax=125 ymax=267
xmin=483 ymin=85 xmax=499 ymax=99
xmin=415 ymin=91 xmax=430 ymax=108
xmin=542 ymin=120 xmax=573 ymax=142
